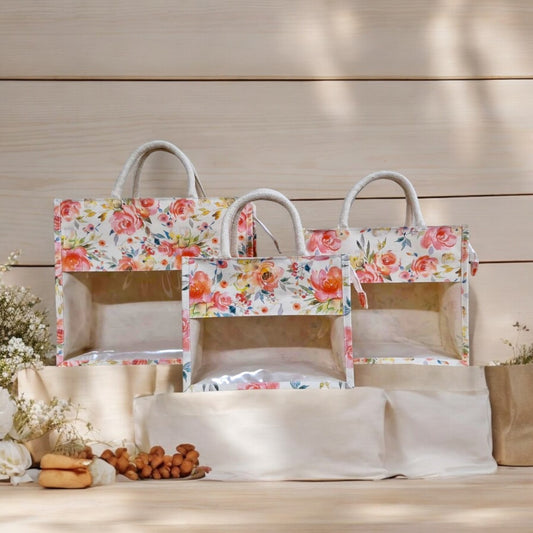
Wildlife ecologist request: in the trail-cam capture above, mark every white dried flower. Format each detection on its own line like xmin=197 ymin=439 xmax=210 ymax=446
xmin=0 ymin=440 xmax=32 ymax=485
xmin=0 ymin=387 xmax=16 ymax=439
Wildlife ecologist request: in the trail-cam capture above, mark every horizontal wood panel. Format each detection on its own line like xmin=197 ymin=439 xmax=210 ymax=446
xmin=254 ymin=196 xmax=533 ymax=261
xmin=1 ymin=1 xmax=532 ymax=79
xmin=0 ymin=196 xmax=531 ymax=265
xmin=1 ymin=80 xmax=532 ymax=199
xmin=4 ymin=264 xmax=533 ymax=365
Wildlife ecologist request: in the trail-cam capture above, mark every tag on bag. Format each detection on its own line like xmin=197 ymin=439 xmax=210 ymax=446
xmin=182 ymin=188 xmax=354 ymax=391
xmin=54 ymin=140 xmax=255 ymax=366
xmin=305 ymin=171 xmax=477 ymax=366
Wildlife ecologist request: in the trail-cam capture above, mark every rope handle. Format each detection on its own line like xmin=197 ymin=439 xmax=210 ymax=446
xmin=339 ymin=171 xmax=426 ymax=228
xmin=220 ymin=188 xmax=307 ymax=258
xmin=111 ymin=140 xmax=201 ymax=199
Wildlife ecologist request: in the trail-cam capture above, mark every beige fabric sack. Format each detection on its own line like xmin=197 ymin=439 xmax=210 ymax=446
xmin=355 ymin=365 xmax=497 ymax=478
xmin=134 ymin=388 xmax=389 ymax=480
xmin=485 ymin=365 xmax=533 ymax=466
xmin=16 ymin=365 xmax=182 ymax=462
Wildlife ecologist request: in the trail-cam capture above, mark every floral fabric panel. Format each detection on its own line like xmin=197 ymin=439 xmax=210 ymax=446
xmin=182 ymin=255 xmax=354 ymax=391
xmin=305 ymin=226 xmax=471 ymax=366
xmin=183 ymin=255 xmax=351 ymax=318
xmin=305 ymin=226 xmax=468 ymax=283
xmin=55 ymin=197 xmax=255 ymax=272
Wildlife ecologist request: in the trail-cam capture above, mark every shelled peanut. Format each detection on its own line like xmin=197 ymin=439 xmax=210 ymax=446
xmin=99 ymin=443 xmax=205 ymax=481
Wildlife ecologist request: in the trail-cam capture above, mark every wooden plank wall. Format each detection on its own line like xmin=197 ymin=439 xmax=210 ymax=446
xmin=1 ymin=1 xmax=532 ymax=364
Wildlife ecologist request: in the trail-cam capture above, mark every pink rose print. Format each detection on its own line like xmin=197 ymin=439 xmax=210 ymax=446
xmin=355 ymin=263 xmax=382 ymax=283
xmin=57 ymin=319 xmax=64 ymax=345
xmin=158 ymin=241 xmax=176 ymax=257
xmin=411 ymin=255 xmax=438 ymax=277
xmin=182 ymin=315 xmax=190 ymax=352
xmin=169 ymin=199 xmax=195 ymax=221
xmin=189 ymin=271 xmax=212 ymax=304
xmin=251 ymin=260 xmax=284 ymax=292
xmin=131 ymin=359 xmax=149 ymax=365
xmin=238 ymin=382 xmax=280 ymax=390
xmin=238 ymin=204 xmax=254 ymax=232
xmin=310 ymin=266 xmax=343 ymax=302
xmin=62 ymin=247 xmax=91 ymax=271
xmin=345 ymin=326 xmax=353 ymax=361
xmin=420 ymin=226 xmax=457 ymax=250
xmin=213 ymin=291 xmax=232 ymax=311
xmin=110 ymin=204 xmax=143 ymax=235
xmin=117 ymin=256 xmax=140 ymax=271
xmin=60 ymin=200 xmax=81 ymax=222
xmin=375 ymin=251 xmax=400 ymax=276
xmin=133 ymin=198 xmax=159 ymax=218
xmin=307 ymin=230 xmax=342 ymax=254
xmin=174 ymin=245 xmax=202 ymax=269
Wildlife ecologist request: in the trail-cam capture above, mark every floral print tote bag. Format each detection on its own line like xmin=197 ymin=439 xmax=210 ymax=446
xmin=55 ymin=140 xmax=255 ymax=366
xmin=182 ymin=188 xmax=354 ymax=391
xmin=305 ymin=171 xmax=478 ymax=366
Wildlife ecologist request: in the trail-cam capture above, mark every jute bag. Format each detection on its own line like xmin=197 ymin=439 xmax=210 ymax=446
xmin=54 ymin=140 xmax=255 ymax=366
xmin=305 ymin=171 xmax=478 ymax=365
xmin=181 ymin=188 xmax=354 ymax=391
xmin=133 ymin=388 xmax=389 ymax=480
xmin=16 ymin=365 xmax=182 ymax=462
xmin=485 ymin=365 xmax=533 ymax=465
xmin=355 ymin=365 xmax=497 ymax=478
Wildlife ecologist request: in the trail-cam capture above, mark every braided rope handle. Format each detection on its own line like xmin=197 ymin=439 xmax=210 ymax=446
xmin=339 ymin=171 xmax=426 ymax=228
xmin=111 ymin=140 xmax=201 ymax=199
xmin=220 ymin=188 xmax=306 ymax=258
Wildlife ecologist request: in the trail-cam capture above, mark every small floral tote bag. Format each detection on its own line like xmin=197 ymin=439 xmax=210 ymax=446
xmin=305 ymin=171 xmax=478 ymax=366
xmin=182 ymin=188 xmax=354 ymax=391
xmin=55 ymin=140 xmax=255 ymax=366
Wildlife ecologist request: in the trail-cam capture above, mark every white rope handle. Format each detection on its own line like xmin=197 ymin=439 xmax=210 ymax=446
xmin=339 ymin=171 xmax=426 ymax=228
xmin=111 ymin=140 xmax=199 ymax=199
xmin=220 ymin=188 xmax=307 ymax=258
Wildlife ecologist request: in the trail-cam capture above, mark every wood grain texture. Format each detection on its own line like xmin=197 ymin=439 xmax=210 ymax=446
xmin=2 ymin=81 xmax=532 ymax=199
xmin=0 ymin=195 xmax=531 ymax=265
xmin=0 ymin=468 xmax=532 ymax=532
xmin=1 ymin=1 xmax=532 ymax=80
xmin=5 ymin=264 xmax=532 ymax=365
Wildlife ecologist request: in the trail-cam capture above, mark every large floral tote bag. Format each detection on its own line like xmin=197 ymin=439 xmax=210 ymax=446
xmin=55 ymin=140 xmax=255 ymax=366
xmin=305 ymin=171 xmax=478 ymax=366
xmin=182 ymin=188 xmax=354 ymax=391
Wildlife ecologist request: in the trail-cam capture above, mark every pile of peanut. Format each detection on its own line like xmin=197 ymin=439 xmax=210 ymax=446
xmin=100 ymin=444 xmax=201 ymax=480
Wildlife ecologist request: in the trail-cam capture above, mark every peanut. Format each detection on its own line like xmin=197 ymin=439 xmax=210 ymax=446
xmin=172 ymin=453 xmax=184 ymax=467
xmin=150 ymin=445 xmax=165 ymax=457
xmin=124 ymin=470 xmax=139 ymax=481
xmin=185 ymin=450 xmax=200 ymax=464
xmin=140 ymin=465 xmax=153 ymax=479
xmin=180 ymin=460 xmax=194 ymax=476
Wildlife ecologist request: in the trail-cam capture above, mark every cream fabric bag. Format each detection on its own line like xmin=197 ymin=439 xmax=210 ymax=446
xmin=134 ymin=388 xmax=389 ymax=480
xmin=355 ymin=365 xmax=497 ymax=478
xmin=17 ymin=365 xmax=181 ymax=461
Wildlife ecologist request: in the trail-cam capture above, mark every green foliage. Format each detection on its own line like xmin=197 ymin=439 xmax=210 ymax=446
xmin=502 ymin=322 xmax=533 ymax=365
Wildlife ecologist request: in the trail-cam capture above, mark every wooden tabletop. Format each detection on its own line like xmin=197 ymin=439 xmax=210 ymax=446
xmin=1 ymin=467 xmax=532 ymax=532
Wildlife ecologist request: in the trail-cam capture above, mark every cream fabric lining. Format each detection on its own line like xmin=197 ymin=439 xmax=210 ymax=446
xmin=351 ymin=283 xmax=463 ymax=360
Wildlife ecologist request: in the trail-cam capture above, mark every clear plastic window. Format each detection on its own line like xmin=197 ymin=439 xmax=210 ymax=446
xmin=188 ymin=315 xmax=347 ymax=388
xmin=62 ymin=271 xmax=182 ymax=363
